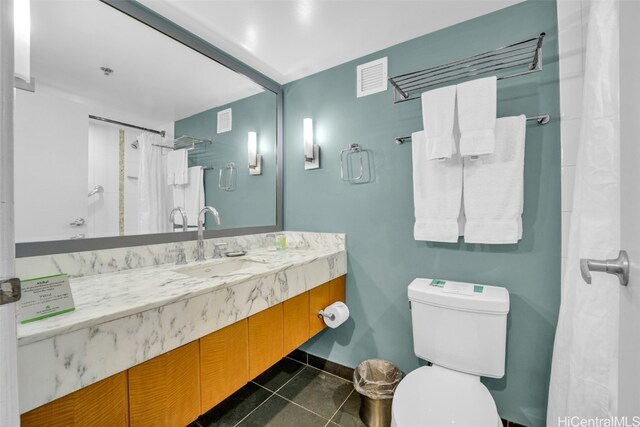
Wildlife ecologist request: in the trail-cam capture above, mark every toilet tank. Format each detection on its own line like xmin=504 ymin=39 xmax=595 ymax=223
xmin=408 ymin=278 xmax=509 ymax=378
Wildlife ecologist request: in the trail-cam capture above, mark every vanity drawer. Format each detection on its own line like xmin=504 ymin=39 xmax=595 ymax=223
xmin=21 ymin=371 xmax=129 ymax=427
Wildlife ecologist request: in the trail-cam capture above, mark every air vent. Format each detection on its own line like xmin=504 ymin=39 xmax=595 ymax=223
xmin=217 ymin=108 xmax=232 ymax=133
xmin=356 ymin=57 xmax=388 ymax=98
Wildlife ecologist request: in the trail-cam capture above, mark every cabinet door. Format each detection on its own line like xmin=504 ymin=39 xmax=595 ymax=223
xmin=309 ymin=282 xmax=331 ymax=336
xmin=248 ymin=304 xmax=283 ymax=379
xmin=21 ymin=371 xmax=129 ymax=427
xmin=329 ymin=275 xmax=346 ymax=304
xmin=283 ymin=292 xmax=310 ymax=355
xmin=200 ymin=319 xmax=249 ymax=410
xmin=129 ymin=341 xmax=200 ymax=427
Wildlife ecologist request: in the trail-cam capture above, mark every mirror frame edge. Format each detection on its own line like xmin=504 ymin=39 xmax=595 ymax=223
xmin=16 ymin=0 xmax=284 ymax=258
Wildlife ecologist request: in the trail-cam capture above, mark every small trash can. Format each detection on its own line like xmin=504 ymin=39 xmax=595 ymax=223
xmin=353 ymin=359 xmax=404 ymax=427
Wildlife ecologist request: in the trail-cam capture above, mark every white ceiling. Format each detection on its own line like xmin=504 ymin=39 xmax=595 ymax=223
xmin=31 ymin=0 xmax=265 ymax=128
xmin=137 ymin=0 xmax=524 ymax=84
xmin=30 ymin=0 xmax=523 ymax=128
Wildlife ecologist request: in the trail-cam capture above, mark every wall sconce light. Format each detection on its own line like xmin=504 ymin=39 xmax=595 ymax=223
xmin=248 ymin=131 xmax=262 ymax=175
xmin=303 ymin=118 xmax=320 ymax=170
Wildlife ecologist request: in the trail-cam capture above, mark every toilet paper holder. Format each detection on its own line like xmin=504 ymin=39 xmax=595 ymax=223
xmin=318 ymin=310 xmax=336 ymax=321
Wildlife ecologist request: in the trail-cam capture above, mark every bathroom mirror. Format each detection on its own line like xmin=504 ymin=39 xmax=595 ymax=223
xmin=15 ymin=0 xmax=282 ymax=256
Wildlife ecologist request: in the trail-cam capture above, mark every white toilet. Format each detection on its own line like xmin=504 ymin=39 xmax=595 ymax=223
xmin=391 ymin=278 xmax=510 ymax=427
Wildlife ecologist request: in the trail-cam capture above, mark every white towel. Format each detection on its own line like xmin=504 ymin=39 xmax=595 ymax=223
xmin=172 ymin=166 xmax=204 ymax=227
xmin=457 ymin=76 xmax=497 ymax=157
xmin=167 ymin=149 xmax=189 ymax=185
xmin=463 ymin=115 xmax=526 ymax=244
xmin=412 ymin=131 xmax=463 ymax=242
xmin=421 ymin=85 xmax=457 ymax=160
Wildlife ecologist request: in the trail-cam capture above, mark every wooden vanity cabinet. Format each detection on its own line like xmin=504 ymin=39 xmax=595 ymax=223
xmin=309 ymin=282 xmax=331 ymax=336
xmin=128 ymin=341 xmax=200 ymax=427
xmin=283 ymin=292 xmax=311 ymax=355
xmin=247 ymin=303 xmax=284 ymax=378
xmin=21 ymin=275 xmax=346 ymax=427
xmin=21 ymin=371 xmax=129 ymax=427
xmin=200 ymin=319 xmax=249 ymax=410
xmin=329 ymin=275 xmax=346 ymax=304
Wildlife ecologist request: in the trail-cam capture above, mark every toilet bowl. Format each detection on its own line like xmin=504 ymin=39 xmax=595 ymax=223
xmin=391 ymin=365 xmax=501 ymax=427
xmin=391 ymin=278 xmax=510 ymax=427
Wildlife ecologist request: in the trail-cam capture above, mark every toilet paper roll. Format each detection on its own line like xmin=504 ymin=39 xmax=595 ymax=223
xmin=320 ymin=301 xmax=350 ymax=328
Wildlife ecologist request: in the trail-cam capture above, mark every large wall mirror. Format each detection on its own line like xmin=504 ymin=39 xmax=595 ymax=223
xmin=15 ymin=0 xmax=282 ymax=256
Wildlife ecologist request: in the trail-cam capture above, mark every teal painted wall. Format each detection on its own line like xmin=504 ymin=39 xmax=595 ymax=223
xmin=175 ymin=91 xmax=277 ymax=229
xmin=283 ymin=2 xmax=561 ymax=426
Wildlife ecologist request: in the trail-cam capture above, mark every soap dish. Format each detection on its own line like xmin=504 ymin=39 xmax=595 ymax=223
xmin=224 ymin=250 xmax=247 ymax=257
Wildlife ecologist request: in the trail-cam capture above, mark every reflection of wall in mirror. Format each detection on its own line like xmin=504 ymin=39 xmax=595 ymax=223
xmin=176 ymin=91 xmax=277 ymax=231
xmin=14 ymin=87 xmax=89 ymax=242
xmin=14 ymin=83 xmax=177 ymax=242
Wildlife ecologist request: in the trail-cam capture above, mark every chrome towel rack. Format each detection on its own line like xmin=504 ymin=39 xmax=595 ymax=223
xmin=394 ymin=113 xmax=550 ymax=145
xmin=173 ymin=135 xmax=213 ymax=151
xmin=388 ymin=33 xmax=546 ymax=103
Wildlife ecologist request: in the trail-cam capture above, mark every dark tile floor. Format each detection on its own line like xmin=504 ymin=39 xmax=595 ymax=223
xmin=191 ymin=357 xmax=366 ymax=427
xmin=189 ymin=354 xmax=527 ymax=427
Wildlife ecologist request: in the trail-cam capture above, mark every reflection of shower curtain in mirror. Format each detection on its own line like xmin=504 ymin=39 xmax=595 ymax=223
xmin=137 ymin=133 xmax=172 ymax=234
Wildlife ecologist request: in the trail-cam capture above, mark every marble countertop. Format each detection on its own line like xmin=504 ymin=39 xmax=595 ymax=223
xmin=18 ymin=247 xmax=343 ymax=346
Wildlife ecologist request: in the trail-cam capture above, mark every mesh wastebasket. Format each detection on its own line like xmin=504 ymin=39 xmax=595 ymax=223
xmin=353 ymin=359 xmax=404 ymax=427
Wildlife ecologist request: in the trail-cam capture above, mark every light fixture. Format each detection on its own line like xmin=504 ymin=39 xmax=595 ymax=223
xmin=14 ymin=0 xmax=31 ymax=83
xmin=248 ymin=131 xmax=262 ymax=176
xmin=303 ymin=118 xmax=320 ymax=170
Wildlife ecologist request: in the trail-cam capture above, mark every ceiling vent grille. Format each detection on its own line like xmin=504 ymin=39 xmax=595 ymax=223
xmin=357 ymin=57 xmax=388 ymax=98
xmin=217 ymin=108 xmax=232 ymax=133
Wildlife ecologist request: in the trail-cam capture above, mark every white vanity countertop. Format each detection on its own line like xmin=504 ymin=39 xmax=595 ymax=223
xmin=17 ymin=247 xmax=344 ymax=346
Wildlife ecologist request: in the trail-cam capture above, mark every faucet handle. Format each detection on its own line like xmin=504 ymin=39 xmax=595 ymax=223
xmin=168 ymin=247 xmax=187 ymax=265
xmin=213 ymin=243 xmax=228 ymax=259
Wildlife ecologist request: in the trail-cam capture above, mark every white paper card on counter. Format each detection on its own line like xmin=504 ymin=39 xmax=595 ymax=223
xmin=17 ymin=274 xmax=75 ymax=324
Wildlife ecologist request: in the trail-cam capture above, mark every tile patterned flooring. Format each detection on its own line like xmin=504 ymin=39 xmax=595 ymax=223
xmin=191 ymin=357 xmax=365 ymax=427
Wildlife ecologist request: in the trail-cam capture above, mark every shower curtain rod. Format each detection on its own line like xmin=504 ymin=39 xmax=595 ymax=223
xmin=88 ymin=115 xmax=166 ymax=137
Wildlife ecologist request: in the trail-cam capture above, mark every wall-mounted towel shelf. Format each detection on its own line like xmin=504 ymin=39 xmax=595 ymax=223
xmin=394 ymin=113 xmax=550 ymax=145
xmin=388 ymin=33 xmax=546 ymax=103
xmin=131 ymin=136 xmax=212 ymax=151
xmin=174 ymin=135 xmax=213 ymax=151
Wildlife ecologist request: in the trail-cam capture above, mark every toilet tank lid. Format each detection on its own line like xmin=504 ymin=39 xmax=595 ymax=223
xmin=408 ymin=278 xmax=510 ymax=314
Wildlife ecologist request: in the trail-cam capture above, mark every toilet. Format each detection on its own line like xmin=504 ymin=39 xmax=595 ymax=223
xmin=391 ymin=278 xmax=510 ymax=427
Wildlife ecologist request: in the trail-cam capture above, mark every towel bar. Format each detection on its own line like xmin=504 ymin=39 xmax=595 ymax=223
xmin=394 ymin=113 xmax=550 ymax=145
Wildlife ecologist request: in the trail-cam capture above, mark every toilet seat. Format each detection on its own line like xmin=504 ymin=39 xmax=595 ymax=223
xmin=391 ymin=365 xmax=501 ymax=427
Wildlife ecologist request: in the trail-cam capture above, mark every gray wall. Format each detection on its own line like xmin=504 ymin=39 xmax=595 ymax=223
xmin=283 ymin=2 xmax=561 ymax=425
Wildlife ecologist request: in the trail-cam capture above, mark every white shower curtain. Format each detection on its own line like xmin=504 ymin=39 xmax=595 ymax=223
xmin=137 ymin=133 xmax=172 ymax=234
xmin=547 ymin=0 xmax=620 ymax=424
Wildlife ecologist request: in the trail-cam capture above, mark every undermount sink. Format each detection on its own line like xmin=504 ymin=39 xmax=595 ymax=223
xmin=174 ymin=258 xmax=265 ymax=279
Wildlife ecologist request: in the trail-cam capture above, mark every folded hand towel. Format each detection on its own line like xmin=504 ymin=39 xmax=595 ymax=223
xmin=172 ymin=166 xmax=204 ymax=226
xmin=463 ymin=115 xmax=526 ymax=244
xmin=412 ymin=130 xmax=464 ymax=242
xmin=457 ymin=76 xmax=497 ymax=156
xmin=421 ymin=85 xmax=457 ymax=160
xmin=167 ymin=149 xmax=189 ymax=185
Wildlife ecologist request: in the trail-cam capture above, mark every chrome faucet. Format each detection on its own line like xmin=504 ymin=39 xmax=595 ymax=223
xmin=169 ymin=207 xmax=188 ymax=231
xmin=196 ymin=206 xmax=221 ymax=261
